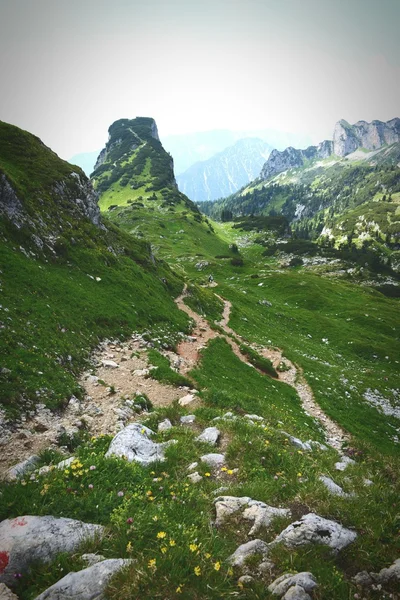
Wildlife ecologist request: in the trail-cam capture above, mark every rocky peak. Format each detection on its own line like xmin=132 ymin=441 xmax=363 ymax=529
xmin=260 ymin=141 xmax=333 ymax=180
xmin=333 ymin=117 xmax=400 ymax=156
xmin=94 ymin=117 xmax=160 ymax=172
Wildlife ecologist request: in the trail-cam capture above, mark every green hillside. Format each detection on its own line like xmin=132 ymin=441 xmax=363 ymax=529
xmin=201 ymin=144 xmax=400 ymax=273
xmin=0 ymin=121 xmax=190 ymax=416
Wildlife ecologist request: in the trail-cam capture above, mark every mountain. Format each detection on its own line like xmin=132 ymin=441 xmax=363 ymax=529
xmin=162 ymin=128 xmax=312 ymax=175
xmin=1 ymin=119 xmax=400 ymax=600
xmin=68 ymin=150 xmax=100 ymax=176
xmin=201 ymin=118 xmax=400 ymax=272
xmin=176 ymin=138 xmax=272 ymax=202
xmin=0 ymin=120 xmax=189 ymax=416
xmin=91 ymin=117 xmax=231 ymax=259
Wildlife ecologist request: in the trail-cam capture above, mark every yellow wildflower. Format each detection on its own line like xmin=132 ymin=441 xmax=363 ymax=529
xmin=176 ymin=586 xmax=182 ymax=593
xmin=152 ymin=516 xmax=158 ymax=522
xmin=220 ymin=467 xmax=227 ymax=472
xmin=161 ymin=546 xmax=167 ymax=554
xmin=264 ymin=440 xmax=270 ymax=445
xmin=189 ymin=543 xmax=198 ymax=553
xmin=227 ymin=469 xmax=234 ymax=475
xmin=126 ymin=541 xmax=133 ymax=553
xmin=297 ymin=472 xmax=302 ymax=477
xmin=148 ymin=496 xmax=155 ymax=501
xmin=214 ymin=561 xmax=221 ymax=571
xmin=204 ymin=472 xmax=211 ymax=477
xmin=169 ymin=539 xmax=176 ymax=547
xmin=148 ymin=558 xmax=157 ymax=570
xmin=64 ymin=470 xmax=69 ymax=475
xmin=146 ymin=490 xmax=153 ymax=496
xmin=157 ymin=531 xmax=167 ymax=539
xmin=205 ymin=553 xmax=211 ymax=559
xmin=194 ymin=566 xmax=201 ymax=576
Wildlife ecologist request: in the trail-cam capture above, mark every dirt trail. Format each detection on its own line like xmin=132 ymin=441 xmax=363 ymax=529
xmin=175 ymin=288 xmax=350 ymax=451
xmin=1 ymin=286 xmax=349 ymax=476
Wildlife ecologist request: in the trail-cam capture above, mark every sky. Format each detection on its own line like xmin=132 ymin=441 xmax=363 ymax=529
xmin=0 ymin=0 xmax=399 ymax=159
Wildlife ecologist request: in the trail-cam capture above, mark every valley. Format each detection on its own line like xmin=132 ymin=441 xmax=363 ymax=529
xmin=0 ymin=117 xmax=399 ymax=600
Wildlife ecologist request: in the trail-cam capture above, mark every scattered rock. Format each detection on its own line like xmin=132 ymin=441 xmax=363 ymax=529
xmin=372 ymin=557 xmax=400 ymax=584
xmin=101 ymin=360 xmax=119 ymax=369
xmin=0 ymin=515 xmax=104 ymax=586
xmin=319 ymin=475 xmax=353 ymax=498
xmin=214 ymin=496 xmax=290 ymax=535
xmin=187 ymin=462 xmax=198 ymax=471
xmin=178 ymin=394 xmax=195 ymax=406
xmin=363 ymin=478 xmax=374 ymax=487
xmin=228 ymin=539 xmax=269 ymax=568
xmin=268 ymin=572 xmax=317 ymax=596
xmin=334 ymin=456 xmax=356 ymax=471
xmin=81 ymin=553 xmax=106 ymax=567
xmin=158 ymin=419 xmax=172 ymax=432
xmin=187 ymin=472 xmax=203 ymax=483
xmin=282 ymin=433 xmax=327 ymax=452
xmin=272 ymin=513 xmax=357 ymax=553
xmin=283 ymin=585 xmax=312 ymax=600
xmin=238 ymin=575 xmax=254 ymax=586
xmin=200 ymin=453 xmax=225 ymax=468
xmin=105 ymin=424 xmax=176 ymax=466
xmin=244 ymin=414 xmax=264 ymax=422
xmin=195 ymin=427 xmax=220 ymax=446
xmin=3 ymin=455 xmax=40 ymax=481
xmin=353 ymin=571 xmax=374 ymax=586
xmin=34 ymin=558 xmax=131 ymax=600
xmin=180 ymin=415 xmax=196 ymax=425
xmin=0 ymin=583 xmax=18 ymax=600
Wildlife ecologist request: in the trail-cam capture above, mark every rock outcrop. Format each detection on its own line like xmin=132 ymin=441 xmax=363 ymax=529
xmin=260 ymin=117 xmax=399 ymax=180
xmin=333 ymin=118 xmax=400 ymax=156
xmin=0 ymin=515 xmax=104 ymax=587
xmin=105 ymin=423 xmax=176 ymax=465
xmin=34 ymin=558 xmax=131 ymax=600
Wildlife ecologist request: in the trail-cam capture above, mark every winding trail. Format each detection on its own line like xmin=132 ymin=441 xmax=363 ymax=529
xmin=175 ymin=287 xmax=350 ymax=451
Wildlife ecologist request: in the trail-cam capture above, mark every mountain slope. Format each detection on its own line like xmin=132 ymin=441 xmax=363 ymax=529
xmin=92 ymin=117 xmax=233 ymax=262
xmin=201 ymin=119 xmax=400 ymax=271
xmin=176 ymin=138 xmax=271 ymax=202
xmin=0 ymin=120 xmax=190 ymax=416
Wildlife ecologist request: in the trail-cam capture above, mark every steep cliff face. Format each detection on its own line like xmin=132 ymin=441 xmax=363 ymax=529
xmin=260 ymin=141 xmax=332 ymax=180
xmin=260 ymin=118 xmax=399 ymax=181
xmin=92 ymin=117 xmax=178 ymax=197
xmin=333 ymin=118 xmax=400 ymax=156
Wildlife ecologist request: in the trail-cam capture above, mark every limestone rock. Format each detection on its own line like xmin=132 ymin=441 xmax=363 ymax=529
xmin=4 ymin=455 xmax=41 ymax=481
xmin=268 ymin=572 xmax=317 ymax=596
xmin=200 ymin=453 xmax=225 ymax=468
xmin=334 ymin=456 xmax=356 ymax=471
xmin=228 ymin=539 xmax=269 ymax=568
xmin=81 ymin=554 xmax=106 ymax=567
xmin=319 ymin=475 xmax=353 ymax=498
xmin=105 ymin=424 xmax=175 ymax=466
xmin=158 ymin=419 xmax=172 ymax=432
xmin=0 ymin=516 xmax=104 ymax=586
xmin=214 ymin=496 xmax=290 ymax=535
xmin=283 ymin=585 xmax=312 ymax=600
xmin=0 ymin=583 xmax=19 ymax=600
xmin=195 ymin=427 xmax=220 ymax=446
xmin=187 ymin=472 xmax=203 ymax=483
xmin=178 ymin=394 xmax=195 ymax=406
xmin=372 ymin=557 xmax=400 ymax=584
xmin=272 ymin=513 xmax=356 ymax=553
xmin=180 ymin=415 xmax=196 ymax=425
xmin=101 ymin=360 xmax=118 ymax=369
xmin=33 ymin=558 xmax=131 ymax=600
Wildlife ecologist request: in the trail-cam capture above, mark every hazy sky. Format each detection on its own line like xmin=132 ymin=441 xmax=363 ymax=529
xmin=0 ymin=0 xmax=399 ymax=159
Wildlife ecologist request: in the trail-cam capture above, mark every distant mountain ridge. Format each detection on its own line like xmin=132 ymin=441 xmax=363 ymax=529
xmin=161 ymin=128 xmax=312 ymax=175
xmin=260 ymin=117 xmax=400 ymax=180
xmin=177 ymin=138 xmax=272 ymax=202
